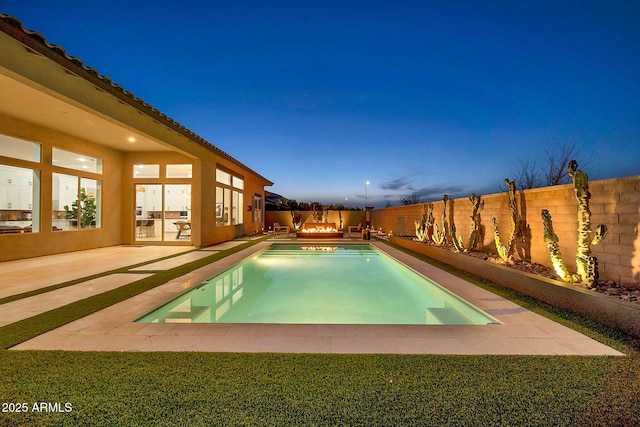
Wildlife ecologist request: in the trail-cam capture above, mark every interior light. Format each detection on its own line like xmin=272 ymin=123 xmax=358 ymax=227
xmin=128 ymin=137 xmax=136 ymax=143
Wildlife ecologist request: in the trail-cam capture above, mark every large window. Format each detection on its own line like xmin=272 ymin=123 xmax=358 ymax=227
xmin=0 ymin=164 xmax=40 ymax=234
xmin=52 ymin=173 xmax=101 ymax=230
xmin=0 ymin=134 xmax=41 ymax=235
xmin=53 ymin=148 xmax=102 ymax=174
xmin=52 ymin=148 xmax=102 ymax=231
xmin=216 ymin=168 xmax=243 ymax=226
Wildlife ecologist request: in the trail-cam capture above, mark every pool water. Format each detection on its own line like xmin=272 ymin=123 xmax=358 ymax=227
xmin=137 ymin=244 xmax=498 ymax=325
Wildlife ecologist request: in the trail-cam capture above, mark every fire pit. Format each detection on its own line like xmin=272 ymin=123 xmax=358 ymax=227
xmin=296 ymin=223 xmax=343 ymax=238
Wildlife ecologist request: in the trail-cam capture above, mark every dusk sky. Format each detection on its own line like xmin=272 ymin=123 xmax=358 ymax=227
xmin=3 ymin=1 xmax=639 ymax=207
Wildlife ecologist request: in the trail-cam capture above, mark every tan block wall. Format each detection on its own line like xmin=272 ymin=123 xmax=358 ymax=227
xmin=371 ymin=175 xmax=640 ymax=288
xmin=265 ymin=210 xmax=365 ymax=232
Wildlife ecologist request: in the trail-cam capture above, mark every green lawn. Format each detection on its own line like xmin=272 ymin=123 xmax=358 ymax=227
xmin=1 ymin=351 xmax=639 ymax=426
xmin=1 ymin=238 xmax=639 ymax=426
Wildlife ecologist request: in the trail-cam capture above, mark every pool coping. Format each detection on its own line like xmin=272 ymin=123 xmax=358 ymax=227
xmin=391 ymin=235 xmax=640 ymax=339
xmin=11 ymin=240 xmax=624 ymax=355
xmin=138 ymin=241 xmax=503 ymax=326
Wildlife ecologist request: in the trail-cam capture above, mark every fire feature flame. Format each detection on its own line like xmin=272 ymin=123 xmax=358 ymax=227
xmin=300 ymin=226 xmax=338 ymax=233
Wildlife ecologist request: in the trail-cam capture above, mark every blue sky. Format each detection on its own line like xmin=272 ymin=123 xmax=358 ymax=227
xmin=3 ymin=1 xmax=639 ymax=207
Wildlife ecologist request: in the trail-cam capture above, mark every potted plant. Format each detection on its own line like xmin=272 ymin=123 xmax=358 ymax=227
xmin=64 ymin=188 xmax=96 ymax=228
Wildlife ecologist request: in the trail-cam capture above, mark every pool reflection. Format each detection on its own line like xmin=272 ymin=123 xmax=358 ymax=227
xmin=137 ymin=244 xmax=498 ymax=325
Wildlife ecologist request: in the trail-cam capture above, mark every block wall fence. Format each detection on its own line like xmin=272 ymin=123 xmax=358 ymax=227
xmin=369 ymin=175 xmax=640 ymax=288
xmin=263 ymin=175 xmax=639 ymax=287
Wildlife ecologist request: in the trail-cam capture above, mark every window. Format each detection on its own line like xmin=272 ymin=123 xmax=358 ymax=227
xmin=52 ymin=148 xmax=102 ymax=231
xmin=0 ymin=134 xmax=41 ymax=235
xmin=232 ymin=176 xmax=244 ymax=224
xmin=166 ymin=164 xmax=192 ymax=178
xmin=52 ymin=173 xmax=101 ymax=230
xmin=252 ymin=195 xmax=262 ymax=224
xmin=53 ymin=148 xmax=102 ymax=174
xmin=216 ymin=186 xmax=231 ymax=226
xmin=232 ymin=191 xmax=243 ymax=225
xmin=0 ymin=134 xmax=41 ymax=162
xmin=81 ymin=178 xmax=101 ymax=228
xmin=134 ymin=164 xmax=159 ymax=178
xmin=216 ymin=168 xmax=244 ymax=226
xmin=232 ymin=176 xmax=244 ymax=190
xmin=216 ymin=169 xmax=231 ymax=185
xmin=0 ymin=164 xmax=40 ymax=233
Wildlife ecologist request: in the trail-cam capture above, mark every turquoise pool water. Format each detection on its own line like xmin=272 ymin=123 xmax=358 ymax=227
xmin=137 ymin=244 xmax=497 ymax=325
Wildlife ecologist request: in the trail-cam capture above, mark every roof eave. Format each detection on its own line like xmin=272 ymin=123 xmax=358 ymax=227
xmin=0 ymin=13 xmax=274 ymax=186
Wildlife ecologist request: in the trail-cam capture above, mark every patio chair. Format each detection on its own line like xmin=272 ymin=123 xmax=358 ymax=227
xmin=174 ymin=220 xmax=191 ymax=239
xmin=273 ymin=222 xmax=290 ymax=237
xmin=347 ymin=222 xmax=362 ymax=237
xmin=142 ymin=220 xmax=155 ymax=237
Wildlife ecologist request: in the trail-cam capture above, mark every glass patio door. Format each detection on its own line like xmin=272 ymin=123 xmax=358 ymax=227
xmin=134 ymin=183 xmax=192 ymax=242
xmin=163 ymin=184 xmax=191 ymax=241
xmin=134 ymin=184 xmax=162 ymax=242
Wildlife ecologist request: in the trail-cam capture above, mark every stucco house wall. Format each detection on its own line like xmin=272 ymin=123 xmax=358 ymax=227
xmin=0 ymin=15 xmax=272 ymax=261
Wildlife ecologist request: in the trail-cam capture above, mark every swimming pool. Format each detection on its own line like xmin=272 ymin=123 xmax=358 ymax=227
xmin=137 ymin=243 xmax=498 ymax=325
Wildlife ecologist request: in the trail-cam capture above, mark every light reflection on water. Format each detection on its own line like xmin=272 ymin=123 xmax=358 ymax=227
xmin=137 ymin=244 xmax=497 ymax=325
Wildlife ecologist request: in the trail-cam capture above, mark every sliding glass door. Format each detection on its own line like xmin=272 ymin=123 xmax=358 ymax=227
xmin=135 ymin=184 xmax=162 ymax=242
xmin=163 ymin=184 xmax=191 ymax=241
xmin=134 ymin=183 xmax=192 ymax=242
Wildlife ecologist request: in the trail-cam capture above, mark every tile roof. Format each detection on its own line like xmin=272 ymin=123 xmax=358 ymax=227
xmin=0 ymin=13 xmax=273 ymax=185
